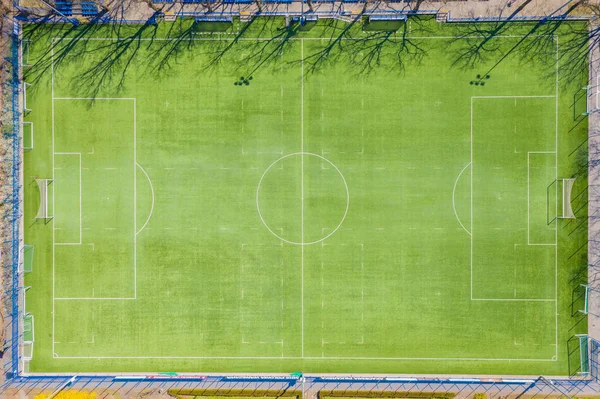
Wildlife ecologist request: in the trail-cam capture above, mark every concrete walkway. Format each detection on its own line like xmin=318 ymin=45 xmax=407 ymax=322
xmin=73 ymin=0 xmax=597 ymax=24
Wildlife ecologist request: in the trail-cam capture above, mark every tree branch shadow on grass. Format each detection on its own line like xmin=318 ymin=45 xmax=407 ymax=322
xmin=24 ymin=11 xmax=162 ymax=101
xmin=451 ymin=0 xmax=596 ymax=88
xmin=346 ymin=16 xmax=430 ymax=78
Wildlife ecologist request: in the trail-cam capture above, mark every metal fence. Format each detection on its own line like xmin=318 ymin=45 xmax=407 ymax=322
xmin=0 ymin=372 xmax=599 ymax=398
xmin=2 ymin=15 xmax=24 ymax=382
xmin=4 ymin=5 xmax=600 ymax=398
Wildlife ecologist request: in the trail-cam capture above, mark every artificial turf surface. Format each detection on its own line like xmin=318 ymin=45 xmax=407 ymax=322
xmin=22 ymin=16 xmax=589 ymax=374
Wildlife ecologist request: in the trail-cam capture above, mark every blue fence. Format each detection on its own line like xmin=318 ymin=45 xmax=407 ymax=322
xmin=5 ymin=4 xmax=600 ymax=397
xmin=3 ymin=17 xmax=23 ymax=381
xmin=1 ymin=373 xmax=599 ymax=397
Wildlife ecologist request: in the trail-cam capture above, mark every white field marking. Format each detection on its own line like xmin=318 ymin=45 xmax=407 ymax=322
xmin=301 ymin=37 xmax=305 ymax=358
xmin=471 ymin=298 xmax=555 ymax=302
xmin=471 ymin=95 xmax=556 ymax=99
xmin=53 ymin=97 xmax=136 ymax=101
xmin=470 ymin=95 xmax=558 ymax=303
xmin=555 ymin=37 xmax=559 ymax=360
xmin=51 ymin=43 xmax=55 ymax=356
xmin=452 ymin=162 xmax=472 ymax=236
xmin=53 ymin=153 xmax=82 ymax=245
xmin=135 ymin=163 xmax=155 ymax=236
xmin=55 ymin=297 xmax=135 ymax=300
xmin=49 ymin=34 xmax=562 ymax=361
xmin=527 ymin=152 xmax=557 ymax=246
xmin=256 ymin=152 xmax=349 ymax=246
xmin=52 ymin=354 xmax=558 ymax=361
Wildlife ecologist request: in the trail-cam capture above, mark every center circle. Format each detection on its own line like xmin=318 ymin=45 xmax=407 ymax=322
xmin=256 ymin=152 xmax=349 ymax=246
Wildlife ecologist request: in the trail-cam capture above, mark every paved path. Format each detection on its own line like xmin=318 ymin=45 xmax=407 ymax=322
xmin=60 ymin=0 xmax=596 ymax=24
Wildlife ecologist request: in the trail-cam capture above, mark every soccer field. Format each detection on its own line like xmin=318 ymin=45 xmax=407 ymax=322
xmin=22 ymin=17 xmax=589 ymax=375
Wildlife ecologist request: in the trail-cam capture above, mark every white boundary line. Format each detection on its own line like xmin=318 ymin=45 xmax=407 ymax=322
xmin=527 ymin=151 xmax=557 ymax=246
xmin=300 ymin=38 xmax=305 ymax=358
xmin=51 ymin=44 xmax=55 ymax=357
xmin=554 ymin=37 xmax=559 ymax=361
xmin=45 ymin=35 xmax=561 ymax=363
xmin=53 ymin=355 xmax=556 ymax=361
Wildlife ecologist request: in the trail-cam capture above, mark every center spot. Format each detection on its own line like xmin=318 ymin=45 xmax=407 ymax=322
xmin=256 ymin=152 xmax=349 ymax=245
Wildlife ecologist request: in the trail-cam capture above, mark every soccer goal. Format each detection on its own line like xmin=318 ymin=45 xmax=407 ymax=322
xmin=22 ymin=122 xmax=33 ymax=151
xmin=35 ymin=179 xmax=54 ymax=223
xmin=576 ymin=334 xmax=590 ymax=376
xmin=22 ymin=313 xmax=34 ymax=373
xmin=22 ymin=244 xmax=34 ymax=273
xmin=583 ymin=83 xmax=599 ymax=115
xmin=556 ymin=178 xmax=577 ymax=219
xmin=23 ymin=82 xmax=31 ymax=113
xmin=579 ymin=284 xmax=589 ymax=315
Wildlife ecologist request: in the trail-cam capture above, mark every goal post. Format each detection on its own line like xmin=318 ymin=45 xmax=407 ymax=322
xmin=35 ymin=179 xmax=54 ymax=223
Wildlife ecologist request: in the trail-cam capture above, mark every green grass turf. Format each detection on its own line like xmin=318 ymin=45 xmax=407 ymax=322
xmin=22 ymin=16 xmax=589 ymax=374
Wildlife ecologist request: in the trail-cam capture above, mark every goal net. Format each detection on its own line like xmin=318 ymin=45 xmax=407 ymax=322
xmin=22 ymin=122 xmax=33 ymax=151
xmin=579 ymin=284 xmax=589 ymax=315
xmin=557 ymin=178 xmax=576 ymax=219
xmin=35 ymin=179 xmax=54 ymax=222
xmin=23 ymin=82 xmax=31 ymax=113
xmin=22 ymin=313 xmax=34 ymax=373
xmin=22 ymin=244 xmax=33 ymax=273
xmin=576 ymin=334 xmax=590 ymax=376
xmin=585 ymin=83 xmax=599 ymax=115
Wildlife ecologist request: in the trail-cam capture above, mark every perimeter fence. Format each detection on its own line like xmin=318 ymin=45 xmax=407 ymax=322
xmin=3 ymin=4 xmax=600 ymax=398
